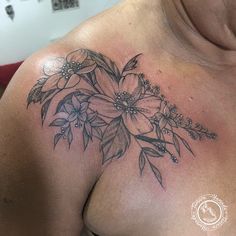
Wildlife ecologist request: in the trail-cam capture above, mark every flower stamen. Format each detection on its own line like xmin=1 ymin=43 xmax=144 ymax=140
xmin=114 ymin=91 xmax=138 ymax=114
xmin=60 ymin=62 xmax=81 ymax=80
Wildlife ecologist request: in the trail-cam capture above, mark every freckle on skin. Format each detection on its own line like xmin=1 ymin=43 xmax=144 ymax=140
xmin=189 ymin=96 xmax=194 ymax=101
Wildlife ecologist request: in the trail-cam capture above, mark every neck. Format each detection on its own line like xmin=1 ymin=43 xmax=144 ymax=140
xmin=127 ymin=0 xmax=236 ymax=68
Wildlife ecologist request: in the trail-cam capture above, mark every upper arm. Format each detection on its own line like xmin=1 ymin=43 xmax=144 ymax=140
xmin=0 ymin=42 xmax=102 ymax=235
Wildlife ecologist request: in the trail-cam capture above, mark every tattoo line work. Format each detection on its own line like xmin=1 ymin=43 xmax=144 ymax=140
xmin=27 ymin=49 xmax=217 ymax=187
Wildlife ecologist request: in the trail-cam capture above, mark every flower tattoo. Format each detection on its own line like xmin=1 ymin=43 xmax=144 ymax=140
xmin=89 ymin=73 xmax=160 ymax=135
xmin=27 ymin=49 xmax=217 ymax=188
xmin=42 ymin=49 xmax=96 ymax=91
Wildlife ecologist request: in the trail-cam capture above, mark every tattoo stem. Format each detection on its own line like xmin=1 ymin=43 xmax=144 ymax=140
xmin=136 ymin=135 xmax=173 ymax=145
xmin=81 ymin=74 xmax=105 ymax=95
xmin=41 ymin=89 xmax=63 ymax=125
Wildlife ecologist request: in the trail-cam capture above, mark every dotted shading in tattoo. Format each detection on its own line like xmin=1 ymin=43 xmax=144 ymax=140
xmin=27 ymin=49 xmax=217 ymax=188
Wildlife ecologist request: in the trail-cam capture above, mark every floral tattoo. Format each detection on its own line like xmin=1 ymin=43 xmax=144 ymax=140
xmin=27 ymin=49 xmax=217 ymax=188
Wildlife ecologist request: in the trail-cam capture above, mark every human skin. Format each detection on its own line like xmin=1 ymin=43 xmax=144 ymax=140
xmin=0 ymin=0 xmax=235 ymax=235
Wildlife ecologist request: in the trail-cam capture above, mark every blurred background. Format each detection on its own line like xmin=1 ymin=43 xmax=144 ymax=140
xmin=0 ymin=0 xmax=119 ymax=96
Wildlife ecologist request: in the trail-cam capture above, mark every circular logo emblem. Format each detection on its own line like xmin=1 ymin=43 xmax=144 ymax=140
xmin=191 ymin=194 xmax=228 ymax=231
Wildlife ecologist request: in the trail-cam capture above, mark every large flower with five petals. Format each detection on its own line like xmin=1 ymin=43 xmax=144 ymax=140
xmin=89 ymin=71 xmax=161 ymax=135
xmin=41 ymin=49 xmax=96 ymax=92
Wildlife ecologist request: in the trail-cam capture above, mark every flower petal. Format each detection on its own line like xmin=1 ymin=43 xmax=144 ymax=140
xmin=122 ymin=112 xmax=153 ymax=135
xmin=56 ymin=112 xmax=69 ymax=120
xmin=66 ymin=49 xmax=87 ymax=64
xmin=95 ymin=68 xmax=119 ymax=98
xmin=41 ymin=74 xmax=61 ymax=92
xmin=80 ymin=102 xmax=89 ymax=113
xmin=43 ymin=58 xmax=65 ymax=76
xmin=79 ymin=112 xmax=87 ymax=122
xmin=163 ymin=105 xmax=171 ymax=116
xmin=159 ymin=117 xmax=168 ymax=130
xmin=154 ymin=112 xmax=163 ymax=120
xmin=64 ymin=74 xmax=81 ymax=89
xmin=77 ymin=59 xmax=96 ymax=74
xmin=68 ymin=112 xmax=77 ymax=122
xmin=89 ymin=94 xmax=121 ymax=118
xmin=119 ymin=74 xmax=142 ymax=100
xmin=72 ymin=95 xmax=81 ymax=111
xmin=57 ymin=77 xmax=67 ymax=89
xmin=64 ymin=103 xmax=74 ymax=114
xmin=135 ymin=96 xmax=161 ymax=117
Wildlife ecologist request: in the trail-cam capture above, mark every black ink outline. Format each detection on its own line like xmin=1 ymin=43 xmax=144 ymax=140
xmin=27 ymin=49 xmax=217 ymax=188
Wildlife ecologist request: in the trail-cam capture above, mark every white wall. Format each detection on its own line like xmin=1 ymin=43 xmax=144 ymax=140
xmin=0 ymin=0 xmax=119 ymax=65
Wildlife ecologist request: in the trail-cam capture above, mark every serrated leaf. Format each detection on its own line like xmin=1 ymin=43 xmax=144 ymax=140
xmin=101 ymin=117 xmax=130 ymax=163
xmin=173 ymin=134 xmax=180 ymax=156
xmin=91 ymin=53 xmax=113 ymax=74
xmin=27 ymin=83 xmax=44 ymax=106
xmin=89 ymin=51 xmax=121 ymax=82
xmin=139 ymin=151 xmax=146 ymax=175
xmin=149 ymin=162 xmax=163 ymax=187
xmin=40 ymin=89 xmax=56 ymax=104
xmin=122 ymin=53 xmax=142 ymax=73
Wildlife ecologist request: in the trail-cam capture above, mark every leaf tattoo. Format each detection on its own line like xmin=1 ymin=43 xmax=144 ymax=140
xmin=139 ymin=150 xmax=146 ymax=175
xmin=27 ymin=48 xmax=217 ymax=188
xmin=101 ymin=117 xmax=131 ymax=163
xmin=122 ymin=53 xmax=142 ymax=74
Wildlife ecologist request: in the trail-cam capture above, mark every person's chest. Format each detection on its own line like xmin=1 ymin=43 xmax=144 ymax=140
xmin=84 ymin=143 xmax=236 ymax=236
xmin=82 ymin=57 xmax=236 ymax=236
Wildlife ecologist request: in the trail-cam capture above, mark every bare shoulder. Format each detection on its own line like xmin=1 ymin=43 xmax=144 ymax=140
xmin=0 ymin=21 xmax=109 ymax=235
xmin=0 ymin=8 xmax=229 ymax=234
